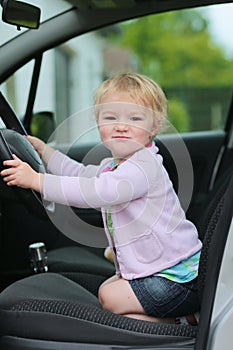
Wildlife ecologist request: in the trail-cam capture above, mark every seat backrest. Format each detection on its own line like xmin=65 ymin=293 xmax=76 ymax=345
xmin=196 ymin=164 xmax=233 ymax=241
xmin=195 ymin=172 xmax=233 ymax=350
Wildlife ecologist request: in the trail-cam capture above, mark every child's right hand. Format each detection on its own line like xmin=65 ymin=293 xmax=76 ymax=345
xmin=1 ymin=154 xmax=42 ymax=192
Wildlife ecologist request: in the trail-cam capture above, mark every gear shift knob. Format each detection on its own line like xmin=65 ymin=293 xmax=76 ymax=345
xmin=29 ymin=242 xmax=48 ymax=273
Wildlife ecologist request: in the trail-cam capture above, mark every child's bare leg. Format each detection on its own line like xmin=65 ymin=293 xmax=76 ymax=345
xmin=98 ymin=276 xmax=145 ymax=315
xmin=124 ymin=314 xmax=176 ymax=323
xmin=99 ymin=274 xmax=120 ymax=288
xmin=98 ymin=276 xmax=175 ymax=323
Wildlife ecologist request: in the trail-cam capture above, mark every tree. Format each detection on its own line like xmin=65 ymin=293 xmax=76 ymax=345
xmin=109 ymin=9 xmax=233 ymax=88
xmin=166 ymin=98 xmax=190 ymax=132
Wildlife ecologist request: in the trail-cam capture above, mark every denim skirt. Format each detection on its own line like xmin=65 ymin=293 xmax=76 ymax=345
xmin=128 ymin=275 xmax=200 ymax=318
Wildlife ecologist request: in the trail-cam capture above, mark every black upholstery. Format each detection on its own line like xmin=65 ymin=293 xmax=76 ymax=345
xmin=48 ymin=246 xmax=115 ymax=295
xmin=0 ymin=273 xmax=197 ymax=348
xmin=194 ymin=164 xmax=233 ymax=241
xmin=0 ymin=173 xmax=233 ymax=349
xmin=195 ymin=172 xmax=233 ymax=350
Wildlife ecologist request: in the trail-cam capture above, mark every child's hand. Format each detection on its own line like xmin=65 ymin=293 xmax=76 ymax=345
xmin=26 ymin=135 xmax=55 ymax=165
xmin=25 ymin=135 xmax=46 ymax=157
xmin=1 ymin=154 xmax=43 ymax=192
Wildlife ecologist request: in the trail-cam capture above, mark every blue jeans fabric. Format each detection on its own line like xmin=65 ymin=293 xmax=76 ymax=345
xmin=128 ymin=275 xmax=200 ymax=318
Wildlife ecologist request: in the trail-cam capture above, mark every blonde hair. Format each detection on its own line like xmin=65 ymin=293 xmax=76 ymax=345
xmin=94 ymin=72 xmax=167 ymax=130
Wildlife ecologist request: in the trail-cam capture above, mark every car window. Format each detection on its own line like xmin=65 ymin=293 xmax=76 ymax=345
xmin=2 ymin=3 xmax=233 ymax=145
xmin=1 ymin=60 xmax=34 ymax=119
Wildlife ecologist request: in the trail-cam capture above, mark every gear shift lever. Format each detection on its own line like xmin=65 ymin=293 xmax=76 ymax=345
xmin=29 ymin=242 xmax=48 ymax=273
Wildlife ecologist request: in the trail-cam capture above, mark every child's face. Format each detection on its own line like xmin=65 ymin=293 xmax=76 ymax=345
xmin=97 ymin=91 xmax=157 ymax=160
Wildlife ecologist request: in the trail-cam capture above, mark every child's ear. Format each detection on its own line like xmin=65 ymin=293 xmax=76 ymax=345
xmin=151 ymin=124 xmax=158 ymax=138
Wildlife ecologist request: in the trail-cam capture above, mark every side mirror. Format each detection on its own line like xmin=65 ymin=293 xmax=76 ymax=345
xmin=1 ymin=0 xmax=40 ymax=30
xmin=31 ymin=111 xmax=55 ymax=143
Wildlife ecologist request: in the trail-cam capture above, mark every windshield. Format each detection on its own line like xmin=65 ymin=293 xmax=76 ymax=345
xmin=0 ymin=0 xmax=72 ymax=46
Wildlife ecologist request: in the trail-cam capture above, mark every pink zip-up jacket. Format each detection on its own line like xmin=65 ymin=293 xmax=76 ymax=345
xmin=43 ymin=143 xmax=202 ymax=280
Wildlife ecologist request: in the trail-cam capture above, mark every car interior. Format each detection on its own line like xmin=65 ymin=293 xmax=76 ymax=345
xmin=0 ymin=0 xmax=233 ymax=349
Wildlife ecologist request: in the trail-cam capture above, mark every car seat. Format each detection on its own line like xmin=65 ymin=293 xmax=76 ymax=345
xmin=0 ymin=170 xmax=232 ymax=349
xmin=47 ymin=244 xmax=115 ymax=295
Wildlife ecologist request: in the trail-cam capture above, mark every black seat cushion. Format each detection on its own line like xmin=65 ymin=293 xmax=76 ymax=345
xmin=0 ymin=273 xmax=197 ymax=347
xmin=47 ymin=246 xmax=115 ymax=295
xmin=48 ymin=246 xmax=114 ymax=276
xmin=0 ymin=272 xmax=99 ymax=309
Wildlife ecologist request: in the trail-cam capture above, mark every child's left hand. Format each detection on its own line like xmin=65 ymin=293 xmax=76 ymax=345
xmin=1 ymin=154 xmax=42 ymax=192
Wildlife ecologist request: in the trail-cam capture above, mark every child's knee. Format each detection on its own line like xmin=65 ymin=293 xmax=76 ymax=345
xmin=98 ymin=285 xmax=116 ymax=313
xmin=98 ymin=284 xmax=104 ymax=306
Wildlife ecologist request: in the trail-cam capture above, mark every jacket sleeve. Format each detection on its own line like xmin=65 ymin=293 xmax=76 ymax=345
xmin=47 ymin=150 xmax=100 ymax=177
xmin=43 ymin=158 xmax=151 ymax=208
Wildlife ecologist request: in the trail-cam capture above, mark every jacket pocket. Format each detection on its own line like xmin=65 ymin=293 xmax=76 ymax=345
xmin=132 ymin=232 xmax=163 ymax=264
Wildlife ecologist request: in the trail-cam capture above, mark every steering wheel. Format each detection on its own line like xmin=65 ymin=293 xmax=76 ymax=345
xmin=0 ymin=92 xmax=55 ymax=219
